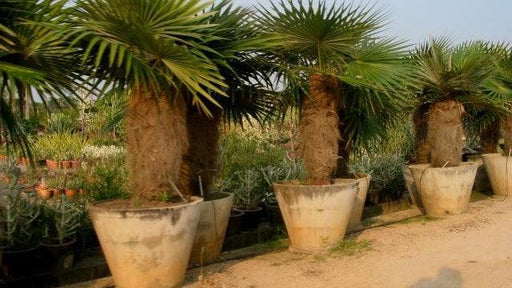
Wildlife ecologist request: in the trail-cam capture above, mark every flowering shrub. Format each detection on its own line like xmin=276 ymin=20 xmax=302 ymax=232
xmin=82 ymin=145 xmax=125 ymax=160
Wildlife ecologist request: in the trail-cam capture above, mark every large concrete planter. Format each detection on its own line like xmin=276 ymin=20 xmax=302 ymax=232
xmin=334 ymin=173 xmax=371 ymax=231
xmin=88 ymin=197 xmax=203 ymax=288
xmin=402 ymin=165 xmax=424 ymax=212
xmin=482 ymin=153 xmax=512 ymax=196
xmin=189 ymin=193 xmax=233 ymax=267
xmin=408 ymin=163 xmax=478 ymax=217
xmin=272 ymin=181 xmax=358 ymax=252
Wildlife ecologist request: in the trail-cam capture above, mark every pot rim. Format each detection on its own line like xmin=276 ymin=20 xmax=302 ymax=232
xmin=88 ymin=196 xmax=203 ymax=213
xmin=201 ymin=192 xmax=232 ymax=202
xmin=482 ymin=153 xmax=511 ymax=158
xmin=40 ymin=238 xmax=77 ymax=248
xmin=233 ymin=206 xmax=263 ymax=212
xmin=407 ymin=162 xmax=478 ymax=170
xmin=272 ymin=180 xmax=358 ymax=189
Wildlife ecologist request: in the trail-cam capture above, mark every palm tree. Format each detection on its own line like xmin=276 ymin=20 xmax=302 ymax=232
xmin=0 ymin=0 xmax=82 ymax=151
xmin=412 ymin=39 xmax=510 ymax=167
xmin=258 ymin=0 xmax=413 ymax=184
xmin=178 ymin=1 xmax=275 ymax=197
xmin=71 ymin=0 xmax=249 ymax=200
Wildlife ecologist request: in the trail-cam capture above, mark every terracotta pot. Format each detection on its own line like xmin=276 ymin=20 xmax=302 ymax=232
xmin=39 ymin=239 xmax=77 ymax=273
xmin=46 ymin=159 xmax=59 ymax=170
xmin=18 ymin=157 xmax=30 ymax=166
xmin=189 ymin=193 xmax=233 ymax=267
xmin=225 ymin=209 xmax=244 ymax=236
xmin=53 ymin=189 xmax=63 ymax=197
xmin=334 ymin=173 xmax=371 ymax=231
xmin=65 ymin=189 xmax=75 ymax=197
xmin=273 ymin=181 xmax=358 ymax=253
xmin=88 ymin=197 xmax=203 ymax=288
xmin=36 ymin=187 xmax=53 ymax=200
xmin=70 ymin=160 xmax=82 ymax=169
xmin=482 ymin=153 xmax=512 ymax=196
xmin=61 ymin=161 xmax=72 ymax=169
xmin=408 ymin=162 xmax=478 ymax=217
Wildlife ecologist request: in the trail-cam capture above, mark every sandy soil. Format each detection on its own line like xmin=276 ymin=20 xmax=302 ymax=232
xmin=183 ymin=198 xmax=512 ymax=288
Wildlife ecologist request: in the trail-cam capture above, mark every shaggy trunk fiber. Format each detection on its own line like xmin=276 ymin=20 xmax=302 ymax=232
xmin=502 ymin=116 xmax=512 ymax=154
xmin=335 ymin=107 xmax=351 ymax=177
xmin=427 ymin=100 xmax=464 ymax=168
xmin=125 ymin=88 xmax=188 ymax=200
xmin=300 ymin=73 xmax=340 ymax=184
xmin=413 ymin=105 xmax=430 ymax=164
xmin=178 ymin=108 xmax=222 ymax=196
xmin=479 ymin=121 xmax=500 ymax=154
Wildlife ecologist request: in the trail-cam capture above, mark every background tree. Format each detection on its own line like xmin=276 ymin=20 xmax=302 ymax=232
xmin=412 ymin=39 xmax=510 ymax=167
xmin=72 ymin=0 xmax=229 ymax=200
xmin=258 ymin=0 xmax=413 ymax=184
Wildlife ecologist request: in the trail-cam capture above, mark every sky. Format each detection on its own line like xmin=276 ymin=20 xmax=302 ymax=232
xmin=234 ymin=0 xmax=512 ymax=45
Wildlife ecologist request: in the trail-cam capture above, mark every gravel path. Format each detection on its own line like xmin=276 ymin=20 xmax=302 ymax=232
xmin=183 ymin=198 xmax=512 ymax=288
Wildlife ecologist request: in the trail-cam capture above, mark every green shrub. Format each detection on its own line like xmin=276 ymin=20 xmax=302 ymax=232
xmin=78 ymin=156 xmax=130 ymax=201
xmin=34 ymin=132 xmax=88 ymax=161
xmin=46 ymin=110 xmax=80 ymax=134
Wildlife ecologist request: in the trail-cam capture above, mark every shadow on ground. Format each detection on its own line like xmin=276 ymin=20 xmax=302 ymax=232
xmin=409 ymin=268 xmax=463 ymax=288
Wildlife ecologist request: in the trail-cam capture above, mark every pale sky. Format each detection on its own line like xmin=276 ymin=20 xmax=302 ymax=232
xmin=235 ymin=0 xmax=512 ymax=45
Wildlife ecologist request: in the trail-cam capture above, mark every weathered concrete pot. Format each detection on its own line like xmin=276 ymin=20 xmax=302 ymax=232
xmin=402 ymin=165 xmax=424 ymax=212
xmin=408 ymin=163 xmax=478 ymax=217
xmin=88 ymin=197 xmax=203 ymax=288
xmin=189 ymin=193 xmax=233 ymax=267
xmin=467 ymin=155 xmax=493 ymax=194
xmin=482 ymin=153 xmax=512 ymax=196
xmin=334 ymin=173 xmax=371 ymax=231
xmin=272 ymin=181 xmax=358 ymax=253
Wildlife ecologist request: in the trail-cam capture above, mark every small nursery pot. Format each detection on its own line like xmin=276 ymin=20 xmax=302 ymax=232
xmin=36 ymin=187 xmax=53 ymax=200
xmin=236 ymin=206 xmax=264 ymax=231
xmin=40 ymin=239 xmax=77 ymax=273
xmin=46 ymin=159 xmax=59 ymax=170
xmin=264 ymin=201 xmax=284 ymax=226
xmin=65 ymin=189 xmax=75 ymax=197
xmin=189 ymin=193 xmax=233 ymax=267
xmin=225 ymin=209 xmax=244 ymax=236
xmin=1 ymin=247 xmax=38 ymax=279
xmin=482 ymin=153 xmax=512 ymax=196
xmin=61 ymin=161 xmax=72 ymax=169
xmin=273 ymin=181 xmax=358 ymax=253
xmin=88 ymin=197 xmax=203 ymax=288
xmin=334 ymin=173 xmax=371 ymax=231
xmin=70 ymin=160 xmax=82 ymax=169
xmin=408 ymin=162 xmax=478 ymax=217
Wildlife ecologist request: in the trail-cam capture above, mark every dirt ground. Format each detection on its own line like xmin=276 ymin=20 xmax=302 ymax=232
xmin=183 ymin=198 xmax=512 ymax=288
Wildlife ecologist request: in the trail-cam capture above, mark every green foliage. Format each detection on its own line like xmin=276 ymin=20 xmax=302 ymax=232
xmin=42 ymin=196 xmax=84 ymax=244
xmin=78 ymin=156 xmax=130 ymax=201
xmin=0 ymin=164 xmax=41 ymax=249
xmin=46 ymin=110 xmax=80 ymax=134
xmin=34 ymin=132 xmax=88 ymax=161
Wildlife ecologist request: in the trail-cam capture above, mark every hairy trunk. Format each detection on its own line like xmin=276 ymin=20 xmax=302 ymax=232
xmin=178 ymin=107 xmax=222 ymax=196
xmin=413 ymin=105 xmax=430 ymax=164
xmin=479 ymin=121 xmax=499 ymax=154
xmin=428 ymin=100 xmax=464 ymax=167
xmin=502 ymin=116 xmax=512 ymax=154
xmin=300 ymin=73 xmax=340 ymax=184
xmin=335 ymin=106 xmax=351 ymax=177
xmin=125 ymin=88 xmax=188 ymax=200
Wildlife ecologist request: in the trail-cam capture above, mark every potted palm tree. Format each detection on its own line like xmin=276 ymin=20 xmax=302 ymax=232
xmin=258 ymin=0 xmax=412 ymax=252
xmin=478 ymin=44 xmax=512 ymax=196
xmin=71 ymin=0 xmax=231 ymax=286
xmin=407 ymin=39 xmax=508 ymax=217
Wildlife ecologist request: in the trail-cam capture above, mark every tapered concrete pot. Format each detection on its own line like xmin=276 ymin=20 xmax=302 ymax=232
xmin=272 ymin=181 xmax=358 ymax=253
xmin=402 ymin=165 xmax=424 ymax=212
xmin=482 ymin=153 xmax=512 ymax=196
xmin=189 ymin=193 xmax=233 ymax=267
xmin=88 ymin=197 xmax=203 ymax=288
xmin=334 ymin=173 xmax=371 ymax=231
xmin=408 ymin=163 xmax=478 ymax=217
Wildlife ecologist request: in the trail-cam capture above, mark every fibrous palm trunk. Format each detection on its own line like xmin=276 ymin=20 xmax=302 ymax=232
xmin=479 ymin=121 xmax=499 ymax=154
xmin=335 ymin=106 xmax=351 ymax=177
xmin=427 ymin=100 xmax=464 ymax=167
xmin=300 ymin=73 xmax=340 ymax=184
xmin=413 ymin=105 xmax=430 ymax=164
xmin=125 ymin=87 xmax=188 ymax=200
xmin=502 ymin=116 xmax=512 ymax=154
xmin=178 ymin=107 xmax=222 ymax=196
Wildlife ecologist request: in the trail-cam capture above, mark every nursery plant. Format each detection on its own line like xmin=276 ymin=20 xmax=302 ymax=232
xmin=257 ymin=0 xmax=412 ymax=251
xmin=408 ymin=39 xmax=511 ymax=216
